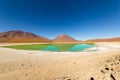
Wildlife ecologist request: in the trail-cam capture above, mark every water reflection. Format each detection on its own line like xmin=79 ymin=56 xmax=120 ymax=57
xmin=69 ymin=44 xmax=94 ymax=52
xmin=42 ymin=44 xmax=94 ymax=52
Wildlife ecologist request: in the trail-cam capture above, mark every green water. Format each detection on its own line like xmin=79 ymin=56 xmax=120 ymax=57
xmin=4 ymin=43 xmax=95 ymax=52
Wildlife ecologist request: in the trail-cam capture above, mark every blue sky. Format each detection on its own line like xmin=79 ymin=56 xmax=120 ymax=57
xmin=0 ymin=0 xmax=120 ymax=40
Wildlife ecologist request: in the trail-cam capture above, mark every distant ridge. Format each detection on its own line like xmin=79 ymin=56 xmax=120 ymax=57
xmin=53 ymin=34 xmax=79 ymax=42
xmin=0 ymin=30 xmax=50 ymax=42
xmin=86 ymin=37 xmax=120 ymax=42
xmin=0 ymin=30 xmax=120 ymax=43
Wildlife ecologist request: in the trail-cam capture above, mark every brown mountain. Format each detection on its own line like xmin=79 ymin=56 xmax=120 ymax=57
xmin=53 ymin=34 xmax=79 ymax=42
xmin=86 ymin=37 xmax=120 ymax=42
xmin=0 ymin=30 xmax=50 ymax=42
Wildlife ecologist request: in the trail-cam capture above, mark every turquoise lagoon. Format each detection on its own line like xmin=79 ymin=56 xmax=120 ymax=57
xmin=4 ymin=43 xmax=96 ymax=52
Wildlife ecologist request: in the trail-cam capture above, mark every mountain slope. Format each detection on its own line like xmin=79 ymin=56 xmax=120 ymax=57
xmin=0 ymin=30 xmax=50 ymax=42
xmin=53 ymin=34 xmax=79 ymax=42
xmin=86 ymin=37 xmax=120 ymax=42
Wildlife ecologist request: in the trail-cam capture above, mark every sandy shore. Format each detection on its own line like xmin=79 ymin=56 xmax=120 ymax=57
xmin=0 ymin=42 xmax=120 ymax=80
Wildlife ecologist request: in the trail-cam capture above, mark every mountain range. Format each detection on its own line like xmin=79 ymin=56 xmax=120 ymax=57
xmin=0 ymin=30 xmax=120 ymax=42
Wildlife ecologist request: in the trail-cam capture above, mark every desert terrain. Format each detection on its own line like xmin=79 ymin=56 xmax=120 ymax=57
xmin=0 ymin=42 xmax=120 ymax=80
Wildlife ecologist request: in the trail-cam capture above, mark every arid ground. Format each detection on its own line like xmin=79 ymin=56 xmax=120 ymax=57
xmin=0 ymin=42 xmax=120 ymax=80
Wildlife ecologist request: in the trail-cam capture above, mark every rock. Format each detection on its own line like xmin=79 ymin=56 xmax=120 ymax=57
xmin=119 ymin=59 xmax=120 ymax=61
xmin=110 ymin=73 xmax=116 ymax=80
xmin=90 ymin=77 xmax=94 ymax=80
xmin=111 ymin=68 xmax=113 ymax=71
xmin=105 ymin=67 xmax=109 ymax=70
xmin=100 ymin=70 xmax=105 ymax=74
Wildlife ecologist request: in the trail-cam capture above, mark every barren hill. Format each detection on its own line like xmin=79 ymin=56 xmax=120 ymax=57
xmin=0 ymin=30 xmax=50 ymax=42
xmin=53 ymin=34 xmax=79 ymax=42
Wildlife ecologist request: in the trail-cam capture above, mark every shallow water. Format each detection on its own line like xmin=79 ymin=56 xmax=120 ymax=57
xmin=4 ymin=44 xmax=95 ymax=52
xmin=69 ymin=44 xmax=94 ymax=52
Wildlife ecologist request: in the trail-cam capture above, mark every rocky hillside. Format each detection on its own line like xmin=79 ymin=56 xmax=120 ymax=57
xmin=53 ymin=34 xmax=79 ymax=42
xmin=0 ymin=30 xmax=50 ymax=42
